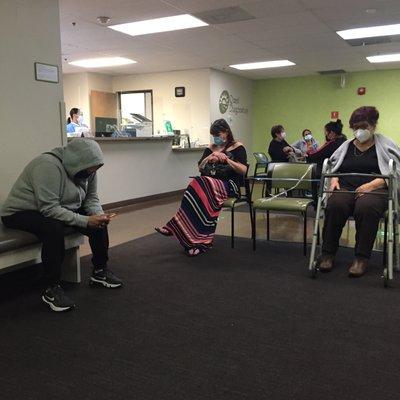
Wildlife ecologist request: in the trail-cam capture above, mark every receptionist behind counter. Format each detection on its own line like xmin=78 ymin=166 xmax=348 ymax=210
xmin=66 ymin=108 xmax=91 ymax=138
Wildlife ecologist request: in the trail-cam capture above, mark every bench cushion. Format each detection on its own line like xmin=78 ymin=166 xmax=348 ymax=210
xmin=0 ymin=223 xmax=77 ymax=254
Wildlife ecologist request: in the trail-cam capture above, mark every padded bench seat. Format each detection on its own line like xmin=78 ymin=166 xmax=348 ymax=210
xmin=0 ymin=223 xmax=84 ymax=282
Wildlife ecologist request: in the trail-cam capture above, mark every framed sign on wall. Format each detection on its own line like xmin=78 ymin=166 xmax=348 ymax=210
xmin=175 ymin=86 xmax=185 ymax=97
xmin=34 ymin=62 xmax=59 ymax=83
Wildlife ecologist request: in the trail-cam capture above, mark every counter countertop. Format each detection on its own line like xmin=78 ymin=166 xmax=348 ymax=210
xmin=91 ymin=136 xmax=174 ymax=142
xmin=172 ymin=147 xmax=207 ymax=152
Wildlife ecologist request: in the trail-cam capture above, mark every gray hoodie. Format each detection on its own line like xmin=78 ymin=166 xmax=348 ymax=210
xmin=1 ymin=139 xmax=104 ymax=227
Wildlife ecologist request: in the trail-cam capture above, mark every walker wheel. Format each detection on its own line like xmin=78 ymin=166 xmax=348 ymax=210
xmin=382 ymin=268 xmax=389 ymax=288
xmin=309 ymin=261 xmax=318 ymax=279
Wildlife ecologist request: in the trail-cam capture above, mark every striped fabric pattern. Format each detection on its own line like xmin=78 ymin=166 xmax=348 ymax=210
xmin=165 ymin=176 xmax=239 ymax=252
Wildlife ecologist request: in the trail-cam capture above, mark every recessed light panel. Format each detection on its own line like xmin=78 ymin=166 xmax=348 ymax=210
xmin=109 ymin=14 xmax=208 ymax=37
xmin=337 ymin=23 xmax=400 ymax=40
xmin=68 ymin=57 xmax=137 ymax=68
xmin=367 ymin=53 xmax=400 ymax=63
xmin=230 ymin=60 xmax=295 ymax=70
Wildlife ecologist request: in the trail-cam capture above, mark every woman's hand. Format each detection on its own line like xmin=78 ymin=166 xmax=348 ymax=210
xmin=207 ymin=154 xmax=219 ymax=163
xmin=283 ymin=146 xmax=293 ymax=154
xmin=330 ymin=177 xmax=340 ymax=192
xmin=355 ymin=178 xmax=386 ymax=198
xmin=214 ymin=152 xmax=228 ymax=163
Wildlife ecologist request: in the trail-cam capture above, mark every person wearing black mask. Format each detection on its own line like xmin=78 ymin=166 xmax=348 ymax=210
xmin=1 ymin=139 xmax=123 ymax=312
xmin=306 ymin=119 xmax=347 ymax=176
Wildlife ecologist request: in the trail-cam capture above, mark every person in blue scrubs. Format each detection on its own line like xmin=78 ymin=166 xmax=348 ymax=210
xmin=66 ymin=108 xmax=81 ymax=136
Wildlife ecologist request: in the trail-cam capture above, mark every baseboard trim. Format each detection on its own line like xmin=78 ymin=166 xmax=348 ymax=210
xmin=102 ymin=189 xmax=185 ymax=211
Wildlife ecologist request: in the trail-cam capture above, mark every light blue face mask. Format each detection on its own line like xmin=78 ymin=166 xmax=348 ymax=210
xmin=213 ymin=136 xmax=225 ymax=146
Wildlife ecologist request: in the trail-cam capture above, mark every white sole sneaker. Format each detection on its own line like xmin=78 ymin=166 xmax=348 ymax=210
xmin=89 ymin=277 xmax=122 ymax=288
xmin=41 ymin=296 xmax=74 ymax=312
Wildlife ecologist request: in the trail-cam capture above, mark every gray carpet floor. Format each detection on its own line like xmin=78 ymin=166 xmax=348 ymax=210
xmin=0 ymin=234 xmax=399 ymax=400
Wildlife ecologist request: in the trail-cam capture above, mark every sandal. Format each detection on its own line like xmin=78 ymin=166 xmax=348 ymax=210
xmin=155 ymin=227 xmax=173 ymax=236
xmin=185 ymin=247 xmax=202 ymax=257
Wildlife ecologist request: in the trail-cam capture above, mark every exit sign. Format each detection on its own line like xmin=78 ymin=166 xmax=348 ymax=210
xmin=331 ymin=111 xmax=339 ymax=119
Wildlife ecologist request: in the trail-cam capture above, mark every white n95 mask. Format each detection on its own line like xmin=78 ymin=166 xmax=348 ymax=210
xmin=304 ymin=134 xmax=312 ymax=141
xmin=354 ymin=129 xmax=372 ymax=143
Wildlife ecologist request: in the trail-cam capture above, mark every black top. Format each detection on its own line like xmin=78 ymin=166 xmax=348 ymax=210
xmin=198 ymin=145 xmax=247 ymax=187
xmin=268 ymin=139 xmax=292 ymax=162
xmin=307 ymin=135 xmax=347 ymax=177
xmin=338 ymin=141 xmax=381 ymax=191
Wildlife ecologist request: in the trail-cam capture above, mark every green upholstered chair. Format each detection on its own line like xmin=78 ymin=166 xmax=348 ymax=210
xmin=222 ymin=164 xmax=253 ymax=249
xmin=251 ymin=152 xmax=269 ymax=198
xmin=252 ymin=162 xmax=317 ymax=255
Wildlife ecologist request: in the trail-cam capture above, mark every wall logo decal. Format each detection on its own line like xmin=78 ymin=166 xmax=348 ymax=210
xmin=219 ymin=90 xmax=248 ymax=116
xmin=219 ymin=90 xmax=230 ymax=114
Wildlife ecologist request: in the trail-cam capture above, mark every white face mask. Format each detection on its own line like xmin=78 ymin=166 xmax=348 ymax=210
xmin=354 ymin=129 xmax=373 ymax=143
xmin=304 ymin=134 xmax=312 ymax=141
xmin=280 ymin=132 xmax=286 ymax=139
xmin=77 ymin=115 xmax=84 ymax=125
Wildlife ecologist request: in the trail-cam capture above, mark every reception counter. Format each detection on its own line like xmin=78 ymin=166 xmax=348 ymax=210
xmin=89 ymin=136 xmax=207 ymax=206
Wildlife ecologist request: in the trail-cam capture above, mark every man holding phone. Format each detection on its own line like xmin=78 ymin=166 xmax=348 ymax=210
xmin=1 ymin=138 xmax=122 ymax=312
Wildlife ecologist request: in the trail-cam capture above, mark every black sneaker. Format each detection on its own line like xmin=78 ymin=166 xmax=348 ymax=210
xmin=90 ymin=269 xmax=123 ymax=288
xmin=41 ymin=285 xmax=76 ymax=312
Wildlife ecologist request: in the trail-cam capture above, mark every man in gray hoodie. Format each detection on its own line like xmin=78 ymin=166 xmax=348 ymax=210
xmin=1 ymin=138 xmax=122 ymax=312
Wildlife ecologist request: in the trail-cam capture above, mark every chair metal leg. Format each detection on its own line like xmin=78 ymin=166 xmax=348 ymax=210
xmin=317 ymin=222 xmax=320 ymax=246
xmin=253 ymin=209 xmax=257 ymax=251
xmin=303 ymin=212 xmax=307 ymax=256
xmin=231 ymin=207 xmax=235 ymax=249
xmin=248 ymin=201 xmax=254 ymax=240
xmin=383 ymin=218 xmax=388 ymax=266
xmin=266 ymin=211 xmax=270 ymax=241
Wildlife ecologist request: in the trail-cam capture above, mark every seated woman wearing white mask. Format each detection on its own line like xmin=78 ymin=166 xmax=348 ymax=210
xmin=155 ymin=119 xmax=247 ymax=257
xmin=319 ymin=106 xmax=400 ymax=277
xmin=268 ymin=125 xmax=300 ymax=162
xmin=291 ymin=129 xmax=319 ymax=156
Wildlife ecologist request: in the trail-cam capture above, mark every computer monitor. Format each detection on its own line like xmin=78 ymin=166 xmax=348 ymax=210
xmin=95 ymin=117 xmax=118 ymax=137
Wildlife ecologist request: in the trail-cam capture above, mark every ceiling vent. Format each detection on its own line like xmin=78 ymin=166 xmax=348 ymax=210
xmin=318 ymin=69 xmax=346 ymax=75
xmin=346 ymin=36 xmax=392 ymax=46
xmin=193 ymin=6 xmax=255 ymax=25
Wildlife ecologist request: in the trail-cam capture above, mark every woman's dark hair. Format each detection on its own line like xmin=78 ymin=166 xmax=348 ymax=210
xmin=324 ymin=119 xmax=343 ymax=136
xmin=210 ymin=119 xmax=235 ymax=148
xmin=349 ymin=106 xmax=379 ymax=128
xmin=302 ymin=129 xmax=311 ymax=137
xmin=67 ymin=107 xmax=79 ymax=124
xmin=271 ymin=125 xmax=284 ymax=139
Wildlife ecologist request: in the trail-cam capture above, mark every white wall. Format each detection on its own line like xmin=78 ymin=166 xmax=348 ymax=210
xmin=113 ymin=69 xmax=211 ymax=143
xmin=210 ymin=69 xmax=253 ymax=152
xmin=63 ymin=73 xmax=89 ymax=125
xmin=0 ymin=0 xmax=64 ymax=203
xmin=63 ymin=72 xmax=114 ymax=128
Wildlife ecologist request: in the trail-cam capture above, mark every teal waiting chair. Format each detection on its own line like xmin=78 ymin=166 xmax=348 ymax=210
xmin=252 ymin=162 xmax=317 ymax=256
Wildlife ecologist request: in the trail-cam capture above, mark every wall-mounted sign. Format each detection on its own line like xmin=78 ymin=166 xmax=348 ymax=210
xmin=218 ymin=90 xmax=248 ymax=116
xmin=175 ymin=86 xmax=185 ymax=97
xmin=357 ymin=87 xmax=366 ymax=95
xmin=34 ymin=62 xmax=59 ymax=83
xmin=331 ymin=111 xmax=339 ymax=119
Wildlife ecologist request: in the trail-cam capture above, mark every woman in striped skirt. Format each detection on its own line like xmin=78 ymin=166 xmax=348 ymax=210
xmin=155 ymin=119 xmax=247 ymax=256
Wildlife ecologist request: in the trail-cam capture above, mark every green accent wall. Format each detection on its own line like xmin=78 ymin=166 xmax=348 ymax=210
xmin=253 ymin=69 xmax=400 ymax=154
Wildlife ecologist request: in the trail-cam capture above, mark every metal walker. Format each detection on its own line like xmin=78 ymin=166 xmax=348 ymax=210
xmin=308 ymin=158 xmax=399 ymax=287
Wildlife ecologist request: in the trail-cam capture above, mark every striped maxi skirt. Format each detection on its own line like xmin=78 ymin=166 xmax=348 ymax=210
xmin=164 ymin=176 xmax=239 ymax=252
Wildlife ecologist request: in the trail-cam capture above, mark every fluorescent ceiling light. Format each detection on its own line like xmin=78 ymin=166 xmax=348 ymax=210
xmin=68 ymin=57 xmax=136 ymax=68
xmin=230 ymin=60 xmax=295 ymax=70
xmin=337 ymin=23 xmax=400 ymax=40
xmin=367 ymin=53 xmax=400 ymax=63
xmin=108 ymin=14 xmax=208 ymax=37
